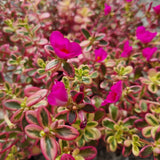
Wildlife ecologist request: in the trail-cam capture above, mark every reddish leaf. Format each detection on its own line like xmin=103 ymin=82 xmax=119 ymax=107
xmin=123 ymin=116 xmax=138 ymax=127
xmin=55 ymin=110 xmax=68 ymax=122
xmin=62 ymin=62 xmax=75 ymax=78
xmin=139 ymin=145 xmax=153 ymax=158
xmin=24 ymin=87 xmax=40 ymax=97
xmin=37 ymin=107 xmax=51 ymax=128
xmin=44 ymin=45 xmax=55 ymax=56
xmin=3 ymin=100 xmax=21 ymax=111
xmin=122 ymin=145 xmax=132 ymax=157
xmin=25 ymin=110 xmax=39 ymax=125
xmin=40 ymin=136 xmax=57 ymax=160
xmin=82 ymin=103 xmax=97 ymax=113
xmin=54 ymin=125 xmax=79 ymax=140
xmin=11 ymin=109 xmax=24 ymax=123
xmin=25 ymin=124 xmax=42 ymax=139
xmin=61 ymin=154 xmax=75 ymax=160
xmin=134 ymin=119 xmax=148 ymax=130
xmin=73 ymin=92 xmax=84 ymax=104
xmin=45 ymin=59 xmax=60 ymax=72
xmin=79 ymin=146 xmax=97 ymax=160
xmin=67 ymin=111 xmax=77 ymax=124
xmin=26 ymin=89 xmax=48 ymax=107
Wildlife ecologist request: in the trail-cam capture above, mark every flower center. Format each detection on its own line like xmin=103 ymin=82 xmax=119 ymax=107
xmin=96 ymin=56 xmax=101 ymax=61
xmin=61 ymin=48 xmax=69 ymax=54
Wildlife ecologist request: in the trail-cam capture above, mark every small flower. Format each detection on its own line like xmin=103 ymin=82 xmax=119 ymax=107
xmin=153 ymin=5 xmax=160 ymax=15
xmin=136 ymin=26 xmax=157 ymax=44
xmin=126 ymin=0 xmax=132 ymax=2
xmin=61 ymin=154 xmax=75 ymax=160
xmin=101 ymin=81 xmax=122 ymax=106
xmin=121 ymin=41 xmax=132 ymax=57
xmin=142 ymin=47 xmax=157 ymax=61
xmin=50 ymin=31 xmax=82 ymax=59
xmin=104 ymin=3 xmax=111 ymax=15
xmin=47 ymin=81 xmax=68 ymax=106
xmin=95 ymin=48 xmax=108 ymax=62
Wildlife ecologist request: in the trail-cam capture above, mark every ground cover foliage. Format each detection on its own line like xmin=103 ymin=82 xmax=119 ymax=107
xmin=0 ymin=0 xmax=160 ymax=160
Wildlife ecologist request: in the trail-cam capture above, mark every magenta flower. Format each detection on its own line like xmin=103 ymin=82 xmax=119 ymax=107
xmin=121 ymin=41 xmax=132 ymax=57
xmin=47 ymin=81 xmax=68 ymax=106
xmin=95 ymin=48 xmax=108 ymax=62
xmin=136 ymin=26 xmax=157 ymax=44
xmin=50 ymin=31 xmax=82 ymax=59
xmin=142 ymin=47 xmax=157 ymax=61
xmin=104 ymin=3 xmax=111 ymax=15
xmin=153 ymin=5 xmax=160 ymax=15
xmin=101 ymin=81 xmax=122 ymax=106
xmin=61 ymin=154 xmax=75 ymax=160
xmin=126 ymin=0 xmax=132 ymax=2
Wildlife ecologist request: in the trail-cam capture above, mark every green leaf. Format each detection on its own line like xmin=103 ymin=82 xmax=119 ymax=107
xmin=45 ymin=59 xmax=60 ymax=71
xmin=132 ymin=145 xmax=139 ymax=156
xmin=37 ymin=58 xmax=45 ymax=68
xmin=139 ymin=145 xmax=153 ymax=158
xmin=90 ymin=71 xmax=99 ymax=79
xmin=82 ymin=103 xmax=97 ymax=113
xmin=3 ymin=27 xmax=14 ymax=33
xmin=0 ymin=132 xmax=8 ymax=140
xmin=155 ymin=127 xmax=160 ymax=141
xmin=62 ymin=76 xmax=70 ymax=89
xmin=99 ymin=39 xmax=108 ymax=45
xmin=148 ymin=83 xmax=157 ymax=93
xmin=37 ymin=68 xmax=45 ymax=74
xmin=123 ymin=66 xmax=133 ymax=75
xmin=123 ymin=116 xmax=138 ymax=127
xmin=37 ymin=107 xmax=51 ymax=128
xmin=85 ymin=128 xmax=101 ymax=140
xmin=77 ymin=136 xmax=85 ymax=147
xmin=32 ymin=24 xmax=41 ymax=33
xmin=107 ymin=136 xmax=117 ymax=152
xmin=4 ymin=100 xmax=21 ymax=111
xmin=25 ymin=124 xmax=42 ymax=139
xmin=87 ymin=121 xmax=98 ymax=128
xmin=109 ymin=104 xmax=118 ymax=121
xmin=140 ymin=101 xmax=148 ymax=112
xmin=95 ymin=35 xmax=105 ymax=41
xmin=130 ymin=85 xmax=141 ymax=93
xmin=151 ymin=126 xmax=159 ymax=139
xmin=142 ymin=126 xmax=152 ymax=138
xmin=40 ymin=136 xmax=57 ymax=160
xmin=82 ymin=76 xmax=92 ymax=84
xmin=102 ymin=118 xmax=115 ymax=130
xmin=94 ymin=109 xmax=105 ymax=121
xmin=54 ymin=125 xmax=79 ymax=140
xmin=81 ymin=28 xmax=90 ymax=39
xmin=55 ymin=110 xmax=68 ymax=122
xmin=62 ymin=62 xmax=75 ymax=78
xmin=92 ymin=96 xmax=103 ymax=108
xmin=145 ymin=113 xmax=159 ymax=126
